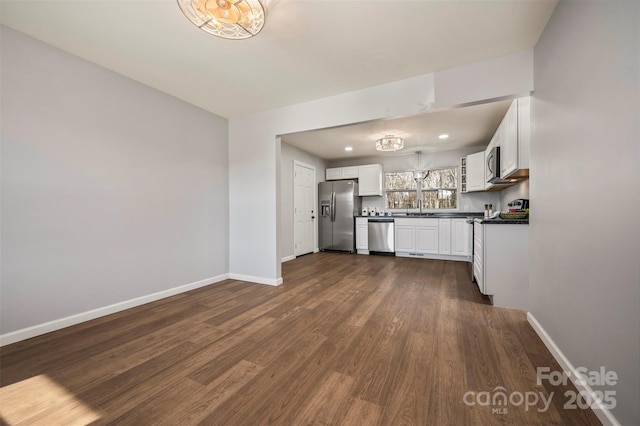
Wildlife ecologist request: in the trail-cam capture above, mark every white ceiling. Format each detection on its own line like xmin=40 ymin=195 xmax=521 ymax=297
xmin=282 ymin=99 xmax=513 ymax=160
xmin=0 ymin=0 xmax=557 ymax=119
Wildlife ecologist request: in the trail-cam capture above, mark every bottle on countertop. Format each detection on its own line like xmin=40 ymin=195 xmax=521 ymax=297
xmin=488 ymin=204 xmax=493 ymax=217
xmin=484 ymin=204 xmax=489 ymax=218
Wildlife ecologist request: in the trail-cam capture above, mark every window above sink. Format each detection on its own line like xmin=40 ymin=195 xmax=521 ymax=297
xmin=385 ymin=167 xmax=458 ymax=211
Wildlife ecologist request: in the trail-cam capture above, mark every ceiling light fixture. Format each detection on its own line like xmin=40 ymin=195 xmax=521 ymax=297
xmin=177 ymin=0 xmax=267 ymax=40
xmin=345 ymin=146 xmax=353 ymax=151
xmin=439 ymin=134 xmax=449 ymax=139
xmin=375 ymin=135 xmax=404 ymax=152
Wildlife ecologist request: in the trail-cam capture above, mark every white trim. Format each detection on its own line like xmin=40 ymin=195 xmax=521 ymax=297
xmin=0 ymin=274 xmax=230 ymax=347
xmin=527 ymin=312 xmax=620 ymax=426
xmin=229 ymin=273 xmax=283 ymax=286
xmin=281 ymin=255 xmax=296 ymax=263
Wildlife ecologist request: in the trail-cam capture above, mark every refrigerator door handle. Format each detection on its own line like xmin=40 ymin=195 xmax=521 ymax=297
xmin=330 ymin=192 xmax=336 ymax=222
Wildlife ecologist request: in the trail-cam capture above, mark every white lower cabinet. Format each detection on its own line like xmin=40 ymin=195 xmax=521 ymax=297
xmin=438 ymin=219 xmax=451 ymax=255
xmin=394 ymin=218 xmax=471 ymax=260
xmin=394 ymin=225 xmax=416 ymax=252
xmin=473 ymin=220 xmax=529 ymax=311
xmin=355 ymin=217 xmax=369 ymax=253
xmin=395 ymin=219 xmax=438 ymax=256
xmin=416 ymin=223 xmax=439 ymax=254
xmin=452 ymin=219 xmax=470 ymax=256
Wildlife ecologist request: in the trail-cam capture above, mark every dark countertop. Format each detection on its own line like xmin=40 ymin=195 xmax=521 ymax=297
xmin=474 ymin=218 xmax=529 ymax=225
xmin=358 ymin=212 xmax=484 ymax=219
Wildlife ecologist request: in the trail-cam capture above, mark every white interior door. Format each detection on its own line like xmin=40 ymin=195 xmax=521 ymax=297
xmin=294 ymin=161 xmax=315 ymax=256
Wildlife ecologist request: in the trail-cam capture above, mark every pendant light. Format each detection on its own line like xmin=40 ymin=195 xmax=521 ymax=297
xmin=177 ymin=0 xmax=267 ymax=40
xmin=413 ymin=151 xmax=429 ymax=182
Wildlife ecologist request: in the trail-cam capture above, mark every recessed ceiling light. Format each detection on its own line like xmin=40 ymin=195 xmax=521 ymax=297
xmin=439 ymin=134 xmax=449 ymax=139
xmin=345 ymin=146 xmax=353 ymax=151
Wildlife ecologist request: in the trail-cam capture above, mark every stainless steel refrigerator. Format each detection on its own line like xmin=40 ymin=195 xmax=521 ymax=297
xmin=319 ymin=180 xmax=361 ymax=252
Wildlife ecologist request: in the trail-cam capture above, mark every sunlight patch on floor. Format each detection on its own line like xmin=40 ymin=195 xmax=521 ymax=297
xmin=0 ymin=374 xmax=101 ymax=425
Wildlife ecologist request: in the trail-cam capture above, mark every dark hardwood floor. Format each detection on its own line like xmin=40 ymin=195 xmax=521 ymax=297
xmin=0 ymin=253 xmax=601 ymax=425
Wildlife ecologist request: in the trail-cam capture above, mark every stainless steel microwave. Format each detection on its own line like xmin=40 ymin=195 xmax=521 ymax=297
xmin=486 ymin=146 xmax=501 ymax=183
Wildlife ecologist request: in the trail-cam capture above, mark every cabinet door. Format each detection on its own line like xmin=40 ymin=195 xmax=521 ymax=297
xmin=326 ymin=168 xmax=343 ymax=180
xmin=358 ymin=164 xmax=383 ymax=196
xmin=466 ymin=152 xmax=485 ymax=192
xmin=395 ymin=225 xmax=415 ymax=253
xmin=451 ymin=219 xmax=470 ymax=256
xmin=342 ymin=166 xmax=359 ymax=179
xmin=438 ymin=219 xmax=451 ymax=255
xmin=500 ymin=100 xmax=518 ymax=178
xmin=355 ymin=218 xmax=368 ymax=250
xmin=416 ymin=226 xmax=438 ymax=254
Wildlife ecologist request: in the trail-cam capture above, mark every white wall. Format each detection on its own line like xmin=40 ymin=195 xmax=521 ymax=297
xmin=328 ymin=148 xmax=501 ymax=213
xmin=500 ymin=179 xmax=529 ymax=208
xmin=0 ymin=27 xmax=229 ymax=338
xmin=229 ymin=50 xmax=534 ymax=283
xmin=530 ymin=1 xmax=639 ymax=424
xmin=280 ymin=142 xmax=327 ymax=260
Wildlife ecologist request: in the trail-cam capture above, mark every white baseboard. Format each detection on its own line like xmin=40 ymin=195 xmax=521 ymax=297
xmin=281 ymin=255 xmax=296 ymax=263
xmin=228 ymin=273 xmax=283 ymax=286
xmin=0 ymin=274 xmax=230 ymax=347
xmin=527 ymin=312 xmax=620 ymax=426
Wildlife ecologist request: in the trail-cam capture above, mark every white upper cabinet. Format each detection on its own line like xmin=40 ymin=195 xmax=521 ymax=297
xmin=326 ymin=166 xmax=359 ymax=180
xmin=325 ymin=168 xmax=343 ymax=180
xmin=500 ymin=97 xmax=530 ymax=179
xmin=464 ymin=96 xmax=531 ymax=193
xmin=358 ymin=164 xmax=383 ymax=196
xmin=325 ymin=164 xmax=383 ymax=196
xmin=466 ymin=151 xmax=485 ymax=192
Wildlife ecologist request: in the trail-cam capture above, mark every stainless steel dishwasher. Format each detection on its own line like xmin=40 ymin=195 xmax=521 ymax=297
xmin=368 ymin=218 xmax=395 ymax=255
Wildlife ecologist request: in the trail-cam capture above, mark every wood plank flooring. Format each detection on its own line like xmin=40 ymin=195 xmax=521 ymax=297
xmin=0 ymin=253 xmax=601 ymax=425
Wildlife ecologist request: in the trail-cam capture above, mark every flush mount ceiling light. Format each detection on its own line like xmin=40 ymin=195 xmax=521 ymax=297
xmin=177 ymin=0 xmax=267 ymax=40
xmin=375 ymin=135 xmax=404 ymax=152
xmin=438 ymin=134 xmax=449 ymax=139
